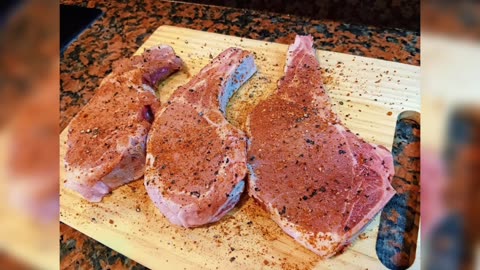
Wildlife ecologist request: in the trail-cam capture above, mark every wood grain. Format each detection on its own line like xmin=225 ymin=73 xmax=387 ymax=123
xmin=60 ymin=26 xmax=420 ymax=270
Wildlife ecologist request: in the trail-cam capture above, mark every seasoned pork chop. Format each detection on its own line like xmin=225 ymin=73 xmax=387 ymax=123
xmin=145 ymin=48 xmax=257 ymax=228
xmin=246 ymin=36 xmax=395 ymax=258
xmin=64 ymin=46 xmax=183 ymax=202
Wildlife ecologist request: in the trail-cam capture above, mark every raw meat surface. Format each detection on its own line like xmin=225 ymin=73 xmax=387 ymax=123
xmin=64 ymin=46 xmax=183 ymax=202
xmin=145 ymin=48 xmax=257 ymax=228
xmin=246 ymin=36 xmax=395 ymax=258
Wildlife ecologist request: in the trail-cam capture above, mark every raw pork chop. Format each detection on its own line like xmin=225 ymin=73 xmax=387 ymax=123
xmin=145 ymin=48 xmax=257 ymax=228
xmin=246 ymin=36 xmax=395 ymax=258
xmin=64 ymin=46 xmax=183 ymax=202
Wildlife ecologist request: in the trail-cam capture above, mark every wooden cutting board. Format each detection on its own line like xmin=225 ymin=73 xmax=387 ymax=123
xmin=60 ymin=26 xmax=420 ymax=269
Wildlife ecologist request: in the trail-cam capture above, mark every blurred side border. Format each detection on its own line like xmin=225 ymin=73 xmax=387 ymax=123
xmin=0 ymin=0 xmax=59 ymax=270
xmin=422 ymin=1 xmax=480 ymax=270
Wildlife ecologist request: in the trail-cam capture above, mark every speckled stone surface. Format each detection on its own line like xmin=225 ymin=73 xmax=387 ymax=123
xmin=376 ymin=113 xmax=420 ymax=269
xmin=60 ymin=223 xmax=147 ymax=269
xmin=60 ymin=0 xmax=420 ymax=269
xmin=181 ymin=0 xmax=420 ymax=30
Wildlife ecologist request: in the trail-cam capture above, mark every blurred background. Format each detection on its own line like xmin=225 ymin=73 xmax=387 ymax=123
xmin=0 ymin=0 xmax=59 ymax=269
xmin=0 ymin=0 xmax=478 ymax=269
xmin=422 ymin=1 xmax=479 ymax=270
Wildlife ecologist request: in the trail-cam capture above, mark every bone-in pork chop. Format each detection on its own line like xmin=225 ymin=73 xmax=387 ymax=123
xmin=64 ymin=46 xmax=183 ymax=202
xmin=145 ymin=48 xmax=257 ymax=228
xmin=246 ymin=36 xmax=395 ymax=258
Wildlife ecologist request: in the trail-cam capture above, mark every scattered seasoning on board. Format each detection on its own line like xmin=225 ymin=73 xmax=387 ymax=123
xmin=359 ymin=233 xmax=368 ymax=240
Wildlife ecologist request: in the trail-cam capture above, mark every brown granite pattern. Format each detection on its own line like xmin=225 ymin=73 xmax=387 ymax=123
xmin=181 ymin=0 xmax=420 ymax=30
xmin=60 ymin=223 xmax=147 ymax=269
xmin=60 ymin=0 xmax=420 ymax=269
xmin=376 ymin=112 xmax=420 ymax=269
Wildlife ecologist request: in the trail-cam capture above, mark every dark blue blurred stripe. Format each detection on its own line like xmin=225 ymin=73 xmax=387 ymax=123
xmin=0 ymin=0 xmax=23 ymax=28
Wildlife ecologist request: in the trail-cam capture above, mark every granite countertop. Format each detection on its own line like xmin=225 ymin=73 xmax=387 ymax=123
xmin=60 ymin=0 xmax=420 ymax=269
